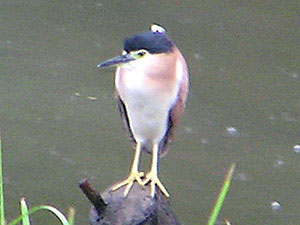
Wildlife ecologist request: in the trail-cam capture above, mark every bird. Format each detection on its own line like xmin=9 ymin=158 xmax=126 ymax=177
xmin=98 ymin=24 xmax=189 ymax=198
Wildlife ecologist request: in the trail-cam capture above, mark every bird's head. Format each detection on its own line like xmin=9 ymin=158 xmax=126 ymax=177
xmin=97 ymin=24 xmax=174 ymax=69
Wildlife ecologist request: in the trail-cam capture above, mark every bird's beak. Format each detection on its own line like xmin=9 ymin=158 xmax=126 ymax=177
xmin=97 ymin=54 xmax=136 ymax=68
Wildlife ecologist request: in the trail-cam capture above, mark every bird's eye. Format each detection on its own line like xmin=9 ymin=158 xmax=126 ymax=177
xmin=130 ymin=50 xmax=148 ymax=60
xmin=138 ymin=52 xmax=145 ymax=56
xmin=137 ymin=50 xmax=147 ymax=57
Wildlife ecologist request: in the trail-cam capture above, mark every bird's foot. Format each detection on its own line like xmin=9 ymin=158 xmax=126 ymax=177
xmin=111 ymin=171 xmax=144 ymax=196
xmin=142 ymin=172 xmax=170 ymax=197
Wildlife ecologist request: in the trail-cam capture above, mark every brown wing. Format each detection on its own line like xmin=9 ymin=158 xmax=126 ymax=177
xmin=159 ymin=61 xmax=189 ymax=157
xmin=115 ymin=92 xmax=137 ymax=148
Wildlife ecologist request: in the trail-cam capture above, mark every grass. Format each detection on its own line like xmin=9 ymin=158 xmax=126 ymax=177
xmin=0 ymin=133 xmax=75 ymax=225
xmin=207 ymin=163 xmax=236 ymax=225
xmin=0 ymin=133 xmax=5 ymax=225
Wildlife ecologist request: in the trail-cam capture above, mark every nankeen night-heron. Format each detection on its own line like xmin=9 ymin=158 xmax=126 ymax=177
xmin=98 ymin=24 xmax=189 ymax=198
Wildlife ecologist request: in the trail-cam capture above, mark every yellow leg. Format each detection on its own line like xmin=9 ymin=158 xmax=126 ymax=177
xmin=112 ymin=142 xmax=144 ymax=196
xmin=142 ymin=143 xmax=170 ymax=197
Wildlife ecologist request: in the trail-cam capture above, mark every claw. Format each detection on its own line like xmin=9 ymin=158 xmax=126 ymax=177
xmin=111 ymin=171 xmax=144 ymax=196
xmin=142 ymin=172 xmax=169 ymax=197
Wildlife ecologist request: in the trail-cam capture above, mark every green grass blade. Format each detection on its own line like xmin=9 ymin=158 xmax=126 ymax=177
xmin=0 ymin=133 xmax=5 ymax=225
xmin=225 ymin=219 xmax=232 ymax=225
xmin=37 ymin=205 xmax=69 ymax=225
xmin=67 ymin=207 xmax=75 ymax=225
xmin=207 ymin=163 xmax=236 ymax=225
xmin=20 ymin=198 xmax=30 ymax=225
xmin=9 ymin=205 xmax=70 ymax=225
xmin=8 ymin=207 xmax=38 ymax=225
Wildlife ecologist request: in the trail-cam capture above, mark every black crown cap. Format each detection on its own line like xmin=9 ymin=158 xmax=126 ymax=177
xmin=123 ymin=30 xmax=174 ymax=54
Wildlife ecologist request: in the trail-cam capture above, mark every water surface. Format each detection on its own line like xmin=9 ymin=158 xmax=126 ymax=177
xmin=0 ymin=1 xmax=299 ymax=224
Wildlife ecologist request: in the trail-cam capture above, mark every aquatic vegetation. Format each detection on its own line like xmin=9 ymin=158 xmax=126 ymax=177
xmin=0 ymin=133 xmax=75 ymax=225
xmin=207 ymin=163 xmax=235 ymax=225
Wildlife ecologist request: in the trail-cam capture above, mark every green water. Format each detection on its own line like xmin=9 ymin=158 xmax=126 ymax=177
xmin=0 ymin=1 xmax=299 ymax=224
